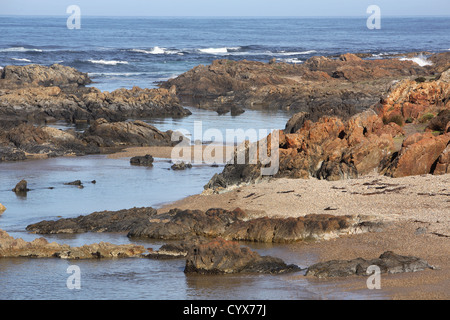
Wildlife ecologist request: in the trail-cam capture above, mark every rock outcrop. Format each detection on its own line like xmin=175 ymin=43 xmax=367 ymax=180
xmin=0 ymin=118 xmax=178 ymax=162
xmin=27 ymin=207 xmax=381 ymax=243
xmin=184 ymin=238 xmax=301 ymax=274
xmin=161 ymin=53 xmax=436 ymax=121
xmin=205 ymin=68 xmax=450 ymax=190
xmin=26 ymin=207 xmax=158 ymax=234
xmin=305 ymin=251 xmax=433 ymax=278
xmin=0 ymin=64 xmax=191 ymax=125
xmin=0 ymin=229 xmax=146 ymax=259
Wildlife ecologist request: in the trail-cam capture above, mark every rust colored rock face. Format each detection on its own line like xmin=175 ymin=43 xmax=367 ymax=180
xmin=386 ymin=133 xmax=450 ymax=177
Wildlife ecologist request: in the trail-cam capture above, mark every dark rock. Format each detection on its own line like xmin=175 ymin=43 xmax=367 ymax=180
xmin=305 ymin=251 xmax=433 ymax=278
xmin=184 ymin=238 xmax=301 ymax=274
xmin=12 ymin=179 xmax=29 ymax=193
xmin=171 ymin=162 xmax=192 ymax=170
xmin=64 ymin=180 xmax=82 ymax=186
xmin=83 ymin=119 xmax=176 ymax=148
xmin=26 ymin=207 xmax=158 ymax=234
xmin=130 ymin=154 xmax=154 ymax=166
xmin=426 ymin=109 xmax=450 ymax=133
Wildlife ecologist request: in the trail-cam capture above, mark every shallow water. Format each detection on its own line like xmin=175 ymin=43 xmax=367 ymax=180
xmin=0 ymin=107 xmax=387 ymax=300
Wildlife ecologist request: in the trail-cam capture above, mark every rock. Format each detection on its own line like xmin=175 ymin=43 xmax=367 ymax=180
xmin=130 ymin=154 xmax=154 ymax=166
xmin=230 ymin=105 xmax=245 ymax=116
xmin=83 ymin=119 xmax=176 ymax=148
xmin=144 ymin=242 xmax=189 ymax=260
xmin=0 ymin=65 xmax=191 ymax=125
xmin=1 ymin=64 xmax=91 ymax=88
xmin=385 ymin=133 xmax=450 ymax=177
xmin=438 ymin=68 xmax=450 ymax=82
xmin=12 ymin=179 xmax=29 ymax=193
xmin=0 ymin=229 xmax=146 ymax=259
xmin=161 ymin=54 xmax=431 ymax=118
xmin=27 ymin=206 xmax=374 ymax=244
xmin=305 ymin=251 xmax=433 ymax=278
xmin=171 ymin=161 xmax=192 ymax=170
xmin=184 ymin=238 xmax=301 ymax=274
xmin=426 ymin=109 xmax=450 ymax=132
xmin=433 ymin=144 xmax=450 ymax=175
xmin=379 ymin=79 xmax=449 ymax=125
xmin=26 ymin=207 xmax=158 ymax=234
xmin=0 ymin=203 xmax=5 ymax=213
xmin=284 ymin=112 xmax=310 ymax=134
xmin=64 ymin=180 xmax=82 ymax=186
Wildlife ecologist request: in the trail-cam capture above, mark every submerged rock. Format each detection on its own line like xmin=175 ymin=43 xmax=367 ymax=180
xmin=184 ymin=238 xmax=301 ymax=275
xmin=305 ymin=251 xmax=433 ymax=278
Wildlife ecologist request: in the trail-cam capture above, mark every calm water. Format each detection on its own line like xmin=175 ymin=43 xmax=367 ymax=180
xmin=0 ymin=16 xmax=449 ymax=91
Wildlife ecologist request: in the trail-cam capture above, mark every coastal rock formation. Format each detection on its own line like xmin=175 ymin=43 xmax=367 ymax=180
xmin=0 ymin=64 xmax=191 ymax=125
xmin=205 ymin=67 xmax=450 ymax=189
xmin=82 ymin=118 xmax=177 ymax=148
xmin=0 ymin=119 xmax=178 ymax=162
xmin=0 ymin=203 xmax=5 ymax=213
xmin=384 ymin=132 xmax=450 ymax=177
xmin=12 ymin=179 xmax=30 ymax=193
xmin=305 ymin=251 xmax=433 ymax=278
xmin=27 ymin=207 xmax=379 ymax=243
xmin=1 ymin=64 xmax=91 ymax=88
xmin=26 ymin=207 xmax=158 ymax=234
xmin=184 ymin=238 xmax=301 ymax=274
xmin=377 ymin=78 xmax=449 ymax=126
xmin=161 ymin=53 xmax=433 ymax=121
xmin=0 ymin=229 xmax=146 ymax=259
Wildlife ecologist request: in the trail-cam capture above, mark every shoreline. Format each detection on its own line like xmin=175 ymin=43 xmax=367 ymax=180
xmin=155 ymin=171 xmax=449 ymax=300
xmin=106 ymin=144 xmax=450 ymax=299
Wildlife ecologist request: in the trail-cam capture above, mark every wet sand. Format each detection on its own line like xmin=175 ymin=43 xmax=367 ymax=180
xmin=110 ymin=146 xmax=449 ymax=300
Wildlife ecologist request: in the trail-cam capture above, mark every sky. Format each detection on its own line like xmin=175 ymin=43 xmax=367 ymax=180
xmin=0 ymin=0 xmax=449 ymax=17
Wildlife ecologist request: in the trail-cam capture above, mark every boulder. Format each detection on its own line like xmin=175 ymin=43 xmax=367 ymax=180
xmin=12 ymin=179 xmax=29 ymax=193
xmin=0 ymin=203 xmax=5 ymax=213
xmin=385 ymin=133 xmax=450 ymax=177
xmin=184 ymin=238 xmax=301 ymax=274
xmin=306 ymin=251 xmax=433 ymax=278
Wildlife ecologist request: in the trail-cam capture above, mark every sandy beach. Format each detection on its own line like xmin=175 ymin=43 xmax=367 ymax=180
xmin=109 ymin=145 xmax=450 ymax=300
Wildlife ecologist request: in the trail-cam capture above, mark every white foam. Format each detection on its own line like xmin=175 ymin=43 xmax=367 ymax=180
xmin=278 ymin=58 xmax=303 ymax=64
xmin=11 ymin=58 xmax=31 ymax=62
xmin=130 ymin=47 xmax=182 ymax=55
xmin=87 ymin=60 xmax=129 ymax=66
xmin=198 ymin=47 xmax=229 ymax=54
xmin=278 ymin=50 xmax=317 ymax=56
xmin=0 ymin=47 xmax=43 ymax=53
xmin=399 ymin=55 xmax=433 ymax=67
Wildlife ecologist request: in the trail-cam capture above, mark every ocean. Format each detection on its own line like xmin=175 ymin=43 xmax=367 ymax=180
xmin=0 ymin=16 xmax=449 ymax=300
xmin=0 ymin=16 xmax=449 ymax=91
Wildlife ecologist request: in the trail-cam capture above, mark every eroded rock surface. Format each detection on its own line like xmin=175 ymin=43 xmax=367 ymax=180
xmin=305 ymin=251 xmax=433 ymax=278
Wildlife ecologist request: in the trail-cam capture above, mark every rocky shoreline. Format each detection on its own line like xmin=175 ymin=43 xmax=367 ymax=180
xmin=1 ymin=52 xmax=449 ymax=298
